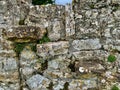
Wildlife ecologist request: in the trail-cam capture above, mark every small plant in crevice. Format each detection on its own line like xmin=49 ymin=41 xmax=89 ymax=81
xmin=13 ymin=43 xmax=26 ymax=54
xmin=29 ymin=44 xmax=37 ymax=52
xmin=107 ymin=54 xmax=117 ymax=63
xmin=111 ymin=85 xmax=119 ymax=90
xmin=38 ymin=33 xmax=50 ymax=44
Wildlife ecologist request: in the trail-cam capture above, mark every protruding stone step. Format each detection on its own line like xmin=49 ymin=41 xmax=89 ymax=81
xmin=6 ymin=26 xmax=46 ymax=43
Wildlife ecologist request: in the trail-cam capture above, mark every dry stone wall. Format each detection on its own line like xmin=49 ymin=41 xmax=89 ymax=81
xmin=0 ymin=0 xmax=120 ymax=90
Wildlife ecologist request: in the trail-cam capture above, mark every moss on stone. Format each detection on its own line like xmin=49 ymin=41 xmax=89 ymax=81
xmin=13 ymin=43 xmax=26 ymax=54
xmin=107 ymin=54 xmax=117 ymax=63
xmin=38 ymin=33 xmax=50 ymax=44
xmin=111 ymin=85 xmax=119 ymax=90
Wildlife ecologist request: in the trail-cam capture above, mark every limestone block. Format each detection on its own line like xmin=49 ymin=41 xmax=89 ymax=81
xmin=72 ymin=39 xmax=101 ymax=51
xmin=0 ymin=1 xmax=7 ymax=13
xmin=48 ymin=60 xmax=59 ymax=70
xmin=72 ymin=50 xmax=108 ymax=73
xmin=111 ymin=27 xmax=120 ymax=39
xmin=26 ymin=5 xmax=65 ymax=25
xmin=103 ymin=39 xmax=120 ymax=51
xmin=0 ymin=57 xmax=18 ymax=82
xmin=74 ymin=9 xmax=101 ymax=38
xmin=6 ymin=26 xmax=46 ymax=43
xmin=72 ymin=50 xmax=108 ymax=60
xmin=48 ymin=19 xmax=65 ymax=41
xmin=73 ymin=0 xmax=120 ymax=10
xmin=26 ymin=74 xmax=50 ymax=90
xmin=44 ymin=70 xmax=64 ymax=79
xmin=20 ymin=45 xmax=38 ymax=67
xmin=69 ymin=79 xmax=97 ymax=90
xmin=0 ymin=83 xmax=19 ymax=90
xmin=65 ymin=4 xmax=75 ymax=38
xmin=37 ymin=41 xmax=69 ymax=59
xmin=22 ymin=67 xmax=35 ymax=77
xmin=0 ymin=15 xmax=5 ymax=24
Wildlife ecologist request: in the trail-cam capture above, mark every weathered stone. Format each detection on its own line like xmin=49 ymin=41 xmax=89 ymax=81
xmin=20 ymin=45 xmax=38 ymax=69
xmin=0 ymin=57 xmax=19 ymax=82
xmin=22 ymin=67 xmax=35 ymax=77
xmin=65 ymin=4 xmax=75 ymax=38
xmin=20 ymin=46 xmax=37 ymax=60
xmin=0 ymin=15 xmax=5 ymax=24
xmin=103 ymin=39 xmax=120 ymax=51
xmin=37 ymin=41 xmax=69 ymax=59
xmin=72 ymin=39 xmax=101 ymax=51
xmin=48 ymin=19 xmax=65 ymax=41
xmin=0 ymin=50 xmax=16 ymax=57
xmin=48 ymin=60 xmax=59 ymax=70
xmin=68 ymin=78 xmax=97 ymax=90
xmin=4 ymin=58 xmax=17 ymax=71
xmin=0 ymin=1 xmax=7 ymax=13
xmin=75 ymin=9 xmax=101 ymax=38
xmin=72 ymin=50 xmax=108 ymax=60
xmin=6 ymin=26 xmax=46 ymax=42
xmin=44 ymin=56 xmax=71 ymax=79
xmin=26 ymin=5 xmax=65 ymax=41
xmin=26 ymin=74 xmax=50 ymax=90
xmin=72 ymin=50 xmax=107 ymax=73
xmin=0 ymin=83 xmax=19 ymax=90
xmin=112 ymin=27 xmax=120 ymax=39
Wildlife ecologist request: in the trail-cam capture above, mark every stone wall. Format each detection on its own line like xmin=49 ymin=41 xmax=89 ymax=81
xmin=0 ymin=0 xmax=120 ymax=90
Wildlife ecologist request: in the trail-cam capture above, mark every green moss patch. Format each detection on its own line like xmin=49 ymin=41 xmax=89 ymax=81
xmin=111 ymin=85 xmax=120 ymax=90
xmin=107 ymin=54 xmax=117 ymax=62
xmin=38 ymin=33 xmax=50 ymax=44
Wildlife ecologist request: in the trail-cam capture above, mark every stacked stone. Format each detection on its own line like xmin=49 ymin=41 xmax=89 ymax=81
xmin=72 ymin=0 xmax=120 ymax=89
xmin=0 ymin=0 xmax=120 ymax=90
xmin=0 ymin=0 xmax=20 ymax=90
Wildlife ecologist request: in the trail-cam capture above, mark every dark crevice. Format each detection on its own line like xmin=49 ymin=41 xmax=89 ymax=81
xmin=41 ymin=60 xmax=48 ymax=71
xmin=16 ymin=53 xmax=23 ymax=90
xmin=60 ymin=82 xmax=69 ymax=90
xmin=47 ymin=82 xmax=54 ymax=90
xmin=68 ymin=62 xmax=75 ymax=72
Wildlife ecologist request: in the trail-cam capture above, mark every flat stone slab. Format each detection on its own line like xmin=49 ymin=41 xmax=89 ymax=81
xmin=6 ymin=26 xmax=46 ymax=43
xmin=72 ymin=39 xmax=101 ymax=51
xmin=37 ymin=41 xmax=69 ymax=59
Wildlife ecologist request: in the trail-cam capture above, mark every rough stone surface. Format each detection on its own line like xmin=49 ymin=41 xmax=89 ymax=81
xmin=37 ymin=41 xmax=69 ymax=59
xmin=6 ymin=26 xmax=46 ymax=42
xmin=72 ymin=39 xmax=101 ymax=51
xmin=65 ymin=4 xmax=75 ymax=38
xmin=26 ymin=74 xmax=50 ymax=90
xmin=0 ymin=0 xmax=120 ymax=90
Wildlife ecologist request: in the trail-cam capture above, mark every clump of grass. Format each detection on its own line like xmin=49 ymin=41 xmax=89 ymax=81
xmin=29 ymin=44 xmax=37 ymax=52
xmin=38 ymin=33 xmax=50 ymax=44
xmin=111 ymin=85 xmax=119 ymax=90
xmin=107 ymin=54 xmax=117 ymax=62
xmin=13 ymin=43 xmax=26 ymax=54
